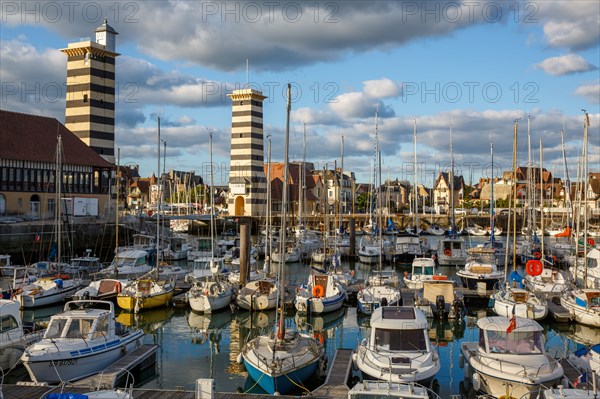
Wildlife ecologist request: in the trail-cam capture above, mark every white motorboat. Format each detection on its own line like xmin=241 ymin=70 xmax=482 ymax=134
xmin=366 ymin=269 xmax=401 ymax=287
xmin=157 ymin=264 xmax=188 ymax=280
xmin=63 ymin=249 xmax=102 ymax=274
xmin=358 ymin=237 xmax=386 ymax=264
xmin=270 ymin=243 xmax=301 ymax=263
xmin=187 ymin=278 xmax=234 ymax=314
xmin=424 ymin=224 xmax=446 ymax=236
xmin=404 ymin=257 xmax=440 ymax=289
xmin=560 ymin=288 xmax=600 ymax=327
xmin=295 ymin=273 xmax=346 ymax=315
xmin=347 ymin=380 xmax=440 ymax=399
xmin=16 ymin=276 xmax=83 ymax=308
xmin=21 ymin=300 xmax=144 ymax=383
xmin=236 ymin=279 xmax=278 ymax=311
xmin=98 ymin=249 xmax=153 ymax=279
xmin=491 ymin=285 xmax=549 ymax=320
xmin=456 ymin=248 xmax=504 ymax=290
xmin=459 ymin=316 xmax=564 ymax=399
xmin=0 ymin=299 xmax=44 ymax=370
xmin=353 ymin=306 xmax=440 ymax=383
xmin=394 ymin=233 xmax=427 ymax=264
xmin=357 ymin=285 xmax=401 ymax=315
xmin=436 ymin=237 xmax=468 ymax=266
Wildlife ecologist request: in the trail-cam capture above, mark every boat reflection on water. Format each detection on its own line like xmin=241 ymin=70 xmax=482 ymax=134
xmin=295 ymin=306 xmax=346 ymax=333
xmin=21 ymin=303 xmax=63 ymax=324
xmin=428 ymin=317 xmax=466 ymax=346
xmin=116 ymin=306 xmax=175 ymax=333
xmin=188 ymin=310 xmax=233 ymax=345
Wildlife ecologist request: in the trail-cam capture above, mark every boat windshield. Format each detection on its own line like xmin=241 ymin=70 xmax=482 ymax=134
xmin=111 ymin=257 xmax=144 ymax=268
xmin=484 ymin=329 xmax=543 ymax=354
xmin=45 ymin=317 xmax=99 ymax=339
xmin=374 ymin=328 xmax=427 ymax=352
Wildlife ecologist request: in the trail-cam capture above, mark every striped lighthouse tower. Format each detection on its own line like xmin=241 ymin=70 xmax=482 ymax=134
xmin=227 ymin=89 xmax=267 ymax=217
xmin=60 ymin=18 xmax=119 ymax=164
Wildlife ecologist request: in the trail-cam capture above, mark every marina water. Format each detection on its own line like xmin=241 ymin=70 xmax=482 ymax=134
xmin=15 ymin=236 xmax=599 ymax=397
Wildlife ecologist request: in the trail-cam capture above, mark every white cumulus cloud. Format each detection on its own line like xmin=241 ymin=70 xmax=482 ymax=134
xmin=536 ymin=54 xmax=597 ymax=76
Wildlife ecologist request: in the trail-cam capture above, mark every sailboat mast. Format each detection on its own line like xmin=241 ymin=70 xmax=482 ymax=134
xmin=265 ymin=134 xmax=272 ymax=274
xmin=560 ymin=128 xmax=572 ymax=231
xmin=341 ymin=134 xmax=344 ymax=218
xmin=582 ymin=110 xmax=590 ymax=287
xmin=209 ymin=131 xmax=215 ymax=259
xmin=56 ymin=133 xmax=62 ymax=269
xmin=375 ymin=112 xmax=383 ymax=269
xmin=277 ymin=83 xmax=292 ymax=339
xmin=450 ymin=122 xmax=455 ymax=233
xmin=540 ymin=138 xmax=545 ymax=256
xmin=490 ymin=138 xmax=495 ymax=245
xmin=116 ymin=148 xmax=120 ymax=277
xmin=512 ymin=119 xmax=519 ymax=271
xmin=413 ymin=120 xmax=419 ymax=232
xmin=157 ymin=117 xmax=161 ymax=268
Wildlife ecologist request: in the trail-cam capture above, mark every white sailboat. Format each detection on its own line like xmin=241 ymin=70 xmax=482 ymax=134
xmin=240 ymin=84 xmax=325 ymax=395
xmin=436 ymin=121 xmax=468 ymax=266
xmin=357 ymin=112 xmax=401 ymax=315
xmin=187 ymin=131 xmax=234 ymax=314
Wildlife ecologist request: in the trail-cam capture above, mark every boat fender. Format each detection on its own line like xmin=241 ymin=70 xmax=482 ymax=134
xmin=115 ymin=282 xmax=122 ymax=294
xmin=488 ymin=297 xmax=495 ymax=308
xmin=444 ymin=248 xmax=452 ymax=257
xmin=472 ymin=372 xmax=481 ymax=391
xmin=459 ymin=353 xmax=464 ymax=368
xmin=236 ymin=353 xmax=243 ymax=364
xmin=464 ymin=363 xmax=470 ymax=379
xmin=588 ymin=238 xmax=595 ymax=247
xmin=533 ymin=251 xmax=542 ymax=259
xmin=351 ymin=353 xmax=358 ymax=371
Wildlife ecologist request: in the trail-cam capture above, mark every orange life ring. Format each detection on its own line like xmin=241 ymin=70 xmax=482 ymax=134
xmin=312 ymin=285 xmax=325 ymax=298
xmin=432 ymin=275 xmax=448 ymax=281
xmin=533 ymin=251 xmax=542 ymax=259
xmin=444 ymin=248 xmax=452 ymax=257
xmin=588 ymin=238 xmax=595 ymax=247
xmin=526 ymin=260 xmax=543 ymax=276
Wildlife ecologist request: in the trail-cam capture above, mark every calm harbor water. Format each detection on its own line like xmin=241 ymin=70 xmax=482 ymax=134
xmin=15 ymin=236 xmax=600 ymax=398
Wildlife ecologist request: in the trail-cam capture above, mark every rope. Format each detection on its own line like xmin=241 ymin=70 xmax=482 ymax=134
xmin=242 ymin=368 xmax=265 ymax=393
xmin=282 ymin=369 xmax=311 ymax=393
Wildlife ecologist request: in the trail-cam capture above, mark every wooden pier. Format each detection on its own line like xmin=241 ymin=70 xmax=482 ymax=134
xmin=312 ymin=348 xmax=354 ymax=398
xmin=71 ymin=344 xmax=158 ymax=389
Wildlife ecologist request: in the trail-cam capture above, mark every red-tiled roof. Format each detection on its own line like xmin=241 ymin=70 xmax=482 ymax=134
xmin=0 ymin=109 xmax=113 ymax=168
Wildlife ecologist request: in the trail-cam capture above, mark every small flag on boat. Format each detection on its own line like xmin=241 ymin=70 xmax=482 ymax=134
xmin=574 ymin=372 xmax=587 ymax=387
xmin=506 ymin=305 xmax=516 ymax=333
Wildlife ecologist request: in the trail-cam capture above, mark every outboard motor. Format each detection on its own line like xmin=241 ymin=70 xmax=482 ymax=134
xmin=435 ymin=295 xmax=445 ymax=319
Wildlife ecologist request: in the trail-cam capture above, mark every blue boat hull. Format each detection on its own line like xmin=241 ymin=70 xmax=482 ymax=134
xmin=243 ymin=358 xmax=319 ymax=394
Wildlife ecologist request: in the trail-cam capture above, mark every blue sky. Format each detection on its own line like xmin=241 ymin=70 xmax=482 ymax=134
xmin=1 ymin=1 xmax=599 ymax=186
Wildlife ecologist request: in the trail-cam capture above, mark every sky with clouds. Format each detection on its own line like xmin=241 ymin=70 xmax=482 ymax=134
xmin=1 ymin=0 xmax=599 ymax=186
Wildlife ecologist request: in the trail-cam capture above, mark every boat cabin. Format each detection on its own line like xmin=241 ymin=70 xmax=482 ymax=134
xmin=477 ymin=317 xmax=544 ymax=355
xmin=109 ymin=250 xmax=148 ymax=269
xmin=0 ymin=299 xmax=23 ymax=341
xmin=44 ymin=301 xmax=115 ymax=341
xmin=576 ymin=289 xmax=600 ymax=308
xmin=370 ymin=307 xmax=429 ymax=352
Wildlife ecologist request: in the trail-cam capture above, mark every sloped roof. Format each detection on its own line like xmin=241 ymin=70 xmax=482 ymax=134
xmin=0 ymin=109 xmax=112 ymax=168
